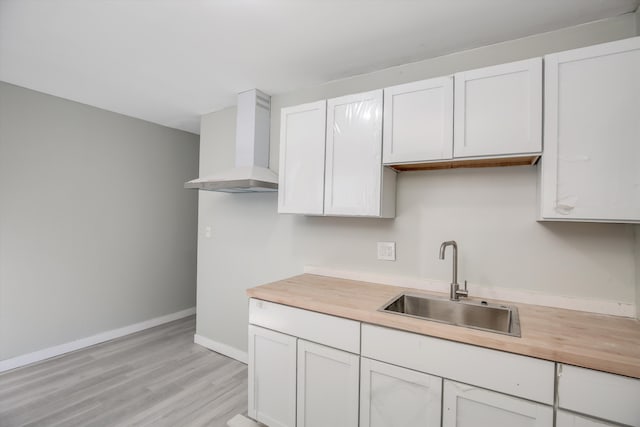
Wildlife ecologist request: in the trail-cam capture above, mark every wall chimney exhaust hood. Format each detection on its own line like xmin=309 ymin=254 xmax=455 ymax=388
xmin=184 ymin=89 xmax=278 ymax=193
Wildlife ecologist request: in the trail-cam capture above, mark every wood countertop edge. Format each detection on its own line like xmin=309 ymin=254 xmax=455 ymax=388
xmin=246 ymin=275 xmax=640 ymax=379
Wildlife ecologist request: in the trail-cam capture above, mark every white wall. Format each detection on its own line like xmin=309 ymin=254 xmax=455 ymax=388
xmin=636 ymin=227 xmax=640 ymax=318
xmin=196 ymin=13 xmax=639 ymax=355
xmin=637 ymin=7 xmax=640 ymax=319
xmin=0 ymin=82 xmax=199 ymax=361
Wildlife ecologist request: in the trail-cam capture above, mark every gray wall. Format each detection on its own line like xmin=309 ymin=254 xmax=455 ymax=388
xmin=196 ymin=13 xmax=640 ymax=354
xmin=0 ymin=82 xmax=199 ymax=360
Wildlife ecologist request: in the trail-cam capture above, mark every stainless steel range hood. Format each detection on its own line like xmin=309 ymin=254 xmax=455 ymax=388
xmin=184 ymin=89 xmax=278 ymax=193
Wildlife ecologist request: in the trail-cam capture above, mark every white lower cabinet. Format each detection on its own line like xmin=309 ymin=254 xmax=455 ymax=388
xmin=442 ymin=380 xmax=553 ymax=427
xmin=557 ymin=363 xmax=640 ymax=426
xmin=249 ymin=299 xmax=361 ymax=427
xmin=556 ymin=410 xmax=620 ymax=427
xmin=361 ymin=324 xmax=555 ymax=405
xmin=248 ymin=325 xmax=297 ymax=427
xmin=248 ymin=300 xmax=636 ymax=427
xmin=360 ymin=358 xmax=441 ymax=427
xmin=297 ymin=340 xmax=359 ymax=427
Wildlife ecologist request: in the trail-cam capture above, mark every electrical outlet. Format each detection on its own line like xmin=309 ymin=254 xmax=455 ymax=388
xmin=377 ymin=242 xmax=396 ymax=261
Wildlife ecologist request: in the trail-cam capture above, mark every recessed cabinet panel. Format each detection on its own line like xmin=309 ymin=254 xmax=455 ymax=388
xmin=454 ymin=58 xmax=542 ymax=158
xmin=278 ymin=101 xmax=327 ymax=215
xmin=248 ymin=325 xmax=296 ymax=427
xmin=557 ymin=363 xmax=640 ymax=426
xmin=442 ymin=380 xmax=553 ymax=427
xmin=325 ymin=90 xmax=389 ymax=217
xmin=540 ymin=37 xmax=640 ymax=223
xmin=297 ymin=340 xmax=359 ymax=427
xmin=360 ymin=358 xmax=441 ymax=427
xmin=383 ymin=77 xmax=454 ymax=164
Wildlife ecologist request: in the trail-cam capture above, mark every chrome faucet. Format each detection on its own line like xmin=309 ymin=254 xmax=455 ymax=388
xmin=439 ymin=240 xmax=468 ymax=301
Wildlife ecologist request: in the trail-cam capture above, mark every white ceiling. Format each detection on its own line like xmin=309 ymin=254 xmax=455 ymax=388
xmin=1 ymin=0 xmax=638 ymax=134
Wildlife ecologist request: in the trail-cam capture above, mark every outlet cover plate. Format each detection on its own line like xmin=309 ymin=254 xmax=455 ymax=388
xmin=377 ymin=242 xmax=396 ymax=261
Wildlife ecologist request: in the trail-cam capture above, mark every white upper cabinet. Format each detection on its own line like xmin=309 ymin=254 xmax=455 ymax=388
xmin=324 ymin=90 xmax=396 ymax=217
xmin=278 ymin=100 xmax=327 ymax=215
xmin=453 ymin=58 xmax=542 ymax=158
xmin=540 ymin=37 xmax=640 ymax=223
xmin=383 ymin=77 xmax=454 ymax=164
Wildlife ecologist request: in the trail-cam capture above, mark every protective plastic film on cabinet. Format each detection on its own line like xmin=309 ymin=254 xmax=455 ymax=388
xmin=539 ymin=36 xmax=640 ymax=223
xmin=324 ymin=89 xmax=396 ymax=218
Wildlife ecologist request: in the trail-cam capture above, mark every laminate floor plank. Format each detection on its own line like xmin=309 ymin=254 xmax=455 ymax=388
xmin=0 ymin=316 xmax=248 ymax=427
xmin=125 ymin=360 xmax=244 ymax=426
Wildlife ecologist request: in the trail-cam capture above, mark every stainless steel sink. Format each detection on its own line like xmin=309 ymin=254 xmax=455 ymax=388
xmin=379 ymin=292 xmax=521 ymax=337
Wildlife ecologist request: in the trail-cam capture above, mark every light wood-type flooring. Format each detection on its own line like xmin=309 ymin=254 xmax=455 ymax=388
xmin=0 ymin=316 xmax=248 ymax=427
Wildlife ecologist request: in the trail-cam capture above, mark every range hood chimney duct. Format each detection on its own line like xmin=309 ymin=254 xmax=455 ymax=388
xmin=184 ymin=89 xmax=278 ymax=193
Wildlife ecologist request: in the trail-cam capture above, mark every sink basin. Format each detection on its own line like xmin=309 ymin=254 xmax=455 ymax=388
xmin=379 ymin=292 xmax=521 ymax=337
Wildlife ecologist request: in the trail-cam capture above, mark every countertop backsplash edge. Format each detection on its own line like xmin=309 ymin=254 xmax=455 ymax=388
xmin=303 ymin=265 xmax=636 ymax=318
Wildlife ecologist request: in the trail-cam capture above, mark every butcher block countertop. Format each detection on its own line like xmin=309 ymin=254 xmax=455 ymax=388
xmin=246 ymin=274 xmax=640 ymax=379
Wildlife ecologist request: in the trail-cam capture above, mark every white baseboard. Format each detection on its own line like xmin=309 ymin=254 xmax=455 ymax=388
xmin=303 ymin=266 xmax=636 ymax=318
xmin=0 ymin=307 xmax=196 ymax=373
xmin=194 ymin=334 xmax=248 ymax=364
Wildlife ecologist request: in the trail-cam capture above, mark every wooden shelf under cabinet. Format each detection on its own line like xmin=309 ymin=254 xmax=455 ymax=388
xmin=388 ymin=155 xmax=539 ymax=172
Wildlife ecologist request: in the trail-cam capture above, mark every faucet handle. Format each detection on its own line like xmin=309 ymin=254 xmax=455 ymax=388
xmin=456 ymin=280 xmax=469 ymax=298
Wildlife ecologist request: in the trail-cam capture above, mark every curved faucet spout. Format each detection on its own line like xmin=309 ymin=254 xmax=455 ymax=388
xmin=439 ymin=240 xmax=457 ymax=261
xmin=439 ymin=240 xmax=467 ymax=300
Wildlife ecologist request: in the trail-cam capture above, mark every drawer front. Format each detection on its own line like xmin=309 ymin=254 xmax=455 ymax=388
xmin=249 ymin=299 xmax=360 ymax=353
xmin=556 ymin=410 xmax=619 ymax=427
xmin=361 ymin=324 xmax=554 ymax=404
xmin=558 ymin=364 xmax=640 ymax=426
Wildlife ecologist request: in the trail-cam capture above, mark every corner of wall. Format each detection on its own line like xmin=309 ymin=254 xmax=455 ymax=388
xmin=636 ymin=226 xmax=640 ymax=319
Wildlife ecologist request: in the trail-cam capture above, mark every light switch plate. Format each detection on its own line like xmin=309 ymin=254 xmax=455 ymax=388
xmin=377 ymin=241 xmax=396 ymax=261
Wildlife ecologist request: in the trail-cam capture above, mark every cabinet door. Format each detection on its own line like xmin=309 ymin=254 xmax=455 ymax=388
xmin=325 ymin=90 xmax=392 ymax=217
xmin=383 ymin=77 xmax=454 ymax=164
xmin=442 ymin=380 xmax=553 ymax=427
xmin=248 ymin=325 xmax=296 ymax=427
xmin=297 ymin=340 xmax=359 ymax=427
xmin=278 ymin=100 xmax=327 ymax=215
xmin=557 ymin=363 xmax=640 ymax=426
xmin=556 ymin=410 xmax=619 ymax=427
xmin=360 ymin=358 xmax=441 ymax=427
xmin=540 ymin=37 xmax=640 ymax=222
xmin=454 ymin=58 xmax=542 ymax=158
